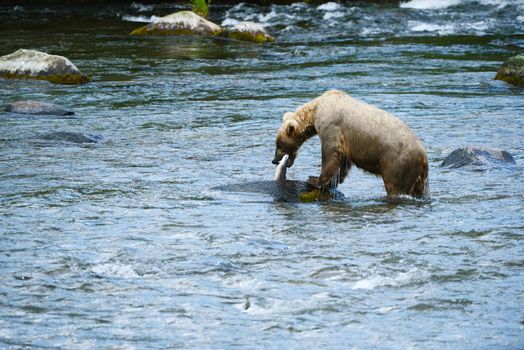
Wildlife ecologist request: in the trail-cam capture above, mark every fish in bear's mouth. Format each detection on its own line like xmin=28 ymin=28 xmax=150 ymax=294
xmin=273 ymin=154 xmax=289 ymax=181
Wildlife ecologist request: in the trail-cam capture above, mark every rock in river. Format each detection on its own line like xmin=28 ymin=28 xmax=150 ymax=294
xmin=211 ymin=180 xmax=343 ymax=203
xmin=129 ymin=11 xmax=223 ymax=36
xmin=441 ymin=147 xmax=516 ymax=169
xmin=0 ymin=49 xmax=90 ymax=85
xmin=495 ymin=55 xmax=524 ymax=87
xmin=40 ymin=131 xmax=101 ymax=144
xmin=6 ymin=100 xmax=74 ymax=116
xmin=227 ymin=22 xmax=274 ymax=43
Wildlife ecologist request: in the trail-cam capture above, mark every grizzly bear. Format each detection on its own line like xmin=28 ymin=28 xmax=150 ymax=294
xmin=272 ymin=90 xmax=429 ymax=198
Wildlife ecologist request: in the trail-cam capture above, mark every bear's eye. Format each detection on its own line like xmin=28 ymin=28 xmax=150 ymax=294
xmin=277 ymin=137 xmax=293 ymax=151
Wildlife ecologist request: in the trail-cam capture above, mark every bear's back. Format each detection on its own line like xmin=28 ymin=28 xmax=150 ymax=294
xmin=313 ymin=90 xmax=425 ymax=159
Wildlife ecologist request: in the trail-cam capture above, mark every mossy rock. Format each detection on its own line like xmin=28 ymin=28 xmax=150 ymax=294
xmin=129 ymin=11 xmax=223 ymax=36
xmin=227 ymin=22 xmax=274 ymax=43
xmin=1 ymin=72 xmax=90 ymax=85
xmin=129 ymin=27 xmax=202 ymax=36
xmin=298 ymin=188 xmax=335 ymax=203
xmin=0 ymin=49 xmax=90 ymax=85
xmin=495 ymin=55 xmax=524 ymax=87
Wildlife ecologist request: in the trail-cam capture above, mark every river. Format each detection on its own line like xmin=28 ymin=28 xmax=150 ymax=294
xmin=1 ymin=0 xmax=523 ymax=348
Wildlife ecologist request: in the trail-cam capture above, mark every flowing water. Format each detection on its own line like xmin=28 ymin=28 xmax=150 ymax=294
xmin=1 ymin=0 xmax=523 ymax=348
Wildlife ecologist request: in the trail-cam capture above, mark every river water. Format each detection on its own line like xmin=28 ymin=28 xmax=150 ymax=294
xmin=1 ymin=0 xmax=523 ymax=348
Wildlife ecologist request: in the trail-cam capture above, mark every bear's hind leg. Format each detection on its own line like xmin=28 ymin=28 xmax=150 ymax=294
xmin=383 ymin=181 xmax=403 ymax=198
xmin=383 ymin=156 xmax=428 ymax=198
xmin=411 ymin=159 xmax=429 ymax=198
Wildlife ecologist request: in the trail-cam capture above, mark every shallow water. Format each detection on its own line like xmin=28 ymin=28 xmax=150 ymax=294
xmin=1 ymin=0 xmax=524 ymax=348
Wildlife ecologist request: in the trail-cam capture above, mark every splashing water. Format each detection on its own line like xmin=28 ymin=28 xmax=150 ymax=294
xmin=400 ymin=0 xmax=462 ymax=10
xmin=329 ymin=168 xmax=342 ymax=191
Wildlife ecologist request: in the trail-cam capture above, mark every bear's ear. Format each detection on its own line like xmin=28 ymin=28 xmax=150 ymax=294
xmin=285 ymin=120 xmax=297 ymax=137
xmin=282 ymin=112 xmax=294 ymax=122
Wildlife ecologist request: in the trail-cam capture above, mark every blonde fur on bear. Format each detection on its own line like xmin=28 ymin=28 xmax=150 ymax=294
xmin=272 ymin=90 xmax=429 ymax=197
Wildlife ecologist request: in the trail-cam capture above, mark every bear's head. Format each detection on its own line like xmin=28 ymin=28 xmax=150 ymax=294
xmin=272 ymin=112 xmax=302 ymax=167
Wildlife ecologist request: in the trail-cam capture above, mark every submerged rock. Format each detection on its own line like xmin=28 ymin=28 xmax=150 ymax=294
xmin=227 ymin=22 xmax=274 ymax=43
xmin=5 ymin=100 xmax=74 ymax=116
xmin=211 ymin=180 xmax=343 ymax=203
xmin=0 ymin=49 xmax=90 ymax=85
xmin=495 ymin=55 xmax=524 ymax=87
xmin=129 ymin=11 xmax=223 ymax=36
xmin=40 ymin=131 xmax=101 ymax=144
xmin=441 ymin=147 xmax=516 ymax=169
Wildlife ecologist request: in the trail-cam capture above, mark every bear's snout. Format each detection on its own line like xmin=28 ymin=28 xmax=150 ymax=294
xmin=273 ymin=154 xmax=294 ymax=167
xmin=272 ymin=151 xmax=285 ymax=165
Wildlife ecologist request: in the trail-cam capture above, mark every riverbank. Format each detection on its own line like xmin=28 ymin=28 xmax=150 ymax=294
xmin=3 ymin=0 xmax=400 ymax=5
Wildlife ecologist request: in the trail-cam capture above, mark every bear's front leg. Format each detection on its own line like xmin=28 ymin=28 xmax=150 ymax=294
xmin=307 ymin=176 xmax=320 ymax=188
xmin=308 ymin=131 xmax=345 ymax=189
xmin=317 ymin=150 xmax=342 ymax=187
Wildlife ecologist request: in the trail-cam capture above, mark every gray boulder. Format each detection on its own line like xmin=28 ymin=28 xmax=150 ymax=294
xmin=211 ymin=180 xmax=343 ymax=203
xmin=441 ymin=147 xmax=516 ymax=169
xmin=129 ymin=11 xmax=223 ymax=36
xmin=0 ymin=49 xmax=90 ymax=85
xmin=40 ymin=131 xmax=101 ymax=144
xmin=6 ymin=100 xmax=74 ymax=116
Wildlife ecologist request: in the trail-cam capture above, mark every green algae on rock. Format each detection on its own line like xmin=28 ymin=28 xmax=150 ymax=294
xmin=0 ymin=49 xmax=90 ymax=85
xmin=298 ymin=188 xmax=335 ymax=203
xmin=129 ymin=11 xmax=223 ymax=36
xmin=495 ymin=55 xmax=524 ymax=87
xmin=227 ymin=21 xmax=274 ymax=43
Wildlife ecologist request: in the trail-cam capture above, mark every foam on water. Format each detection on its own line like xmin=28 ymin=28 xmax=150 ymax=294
xmin=401 ymin=0 xmax=522 ymax=10
xmin=122 ymin=15 xmax=160 ymax=23
xmin=258 ymin=10 xmax=279 ymax=23
xmin=476 ymin=0 xmax=518 ymax=9
xmin=409 ymin=21 xmax=457 ymax=35
xmin=221 ymin=18 xmax=241 ymax=27
xmin=130 ymin=2 xmax=154 ymax=12
xmin=469 ymin=20 xmax=490 ymax=32
xmin=229 ymin=2 xmax=246 ymax=12
xmin=218 ymin=0 xmax=522 ymax=38
xmin=400 ymin=0 xmax=463 ymax=9
xmin=92 ymin=263 xmax=140 ymax=278
xmin=352 ymin=268 xmax=429 ymax=290
xmin=317 ymin=2 xmax=343 ymax=11
xmin=323 ymin=11 xmax=345 ymax=20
